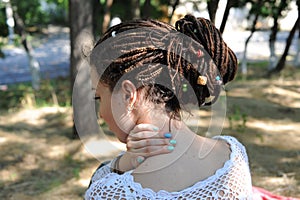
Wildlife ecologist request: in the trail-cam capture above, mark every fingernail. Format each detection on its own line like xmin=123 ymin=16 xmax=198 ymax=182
xmin=137 ymin=156 xmax=144 ymax=164
xmin=164 ymin=133 xmax=172 ymax=138
xmin=169 ymin=139 xmax=177 ymax=145
xmin=153 ymin=127 xmax=159 ymax=131
xmin=167 ymin=146 xmax=175 ymax=151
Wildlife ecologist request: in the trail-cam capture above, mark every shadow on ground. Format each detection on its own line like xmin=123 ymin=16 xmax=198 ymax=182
xmin=0 ymin=71 xmax=300 ymax=199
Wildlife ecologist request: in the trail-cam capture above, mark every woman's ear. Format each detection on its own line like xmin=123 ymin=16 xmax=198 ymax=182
xmin=121 ymin=80 xmax=137 ymax=106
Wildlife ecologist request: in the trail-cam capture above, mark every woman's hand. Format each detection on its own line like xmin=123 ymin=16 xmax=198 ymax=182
xmin=117 ymin=124 xmax=176 ymax=172
xmin=127 ymin=124 xmax=176 ymax=167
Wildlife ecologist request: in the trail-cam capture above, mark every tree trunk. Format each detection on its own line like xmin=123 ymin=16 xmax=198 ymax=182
xmin=102 ymin=0 xmax=114 ymax=34
xmin=241 ymin=13 xmax=259 ymax=76
xmin=12 ymin=4 xmax=40 ymax=90
xmin=131 ymin=0 xmax=140 ymax=19
xmin=93 ymin=0 xmax=102 ymax=35
xmin=294 ymin=26 xmax=300 ymax=67
xmin=294 ymin=1 xmax=300 ymax=67
xmin=141 ymin=0 xmax=151 ymax=18
xmin=207 ymin=0 xmax=220 ymax=24
xmin=268 ymin=0 xmax=287 ymax=70
xmin=219 ymin=0 xmax=233 ymax=34
xmin=268 ymin=16 xmax=279 ymax=70
xmin=268 ymin=17 xmax=300 ymax=75
xmin=69 ymin=0 xmax=93 ymax=138
xmin=5 ymin=0 xmax=15 ymax=44
xmin=168 ymin=0 xmax=180 ymax=24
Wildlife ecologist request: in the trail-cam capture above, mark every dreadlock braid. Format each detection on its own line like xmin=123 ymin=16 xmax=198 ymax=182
xmin=175 ymin=14 xmax=238 ymax=84
xmin=90 ymin=15 xmax=238 ymax=118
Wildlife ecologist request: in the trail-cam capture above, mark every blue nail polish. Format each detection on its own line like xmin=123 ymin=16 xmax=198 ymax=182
xmin=169 ymin=139 xmax=177 ymax=145
xmin=167 ymin=146 xmax=174 ymax=151
xmin=164 ymin=133 xmax=172 ymax=138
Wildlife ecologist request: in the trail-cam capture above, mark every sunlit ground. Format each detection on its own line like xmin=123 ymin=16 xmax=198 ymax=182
xmin=0 ymin=67 xmax=299 ymax=199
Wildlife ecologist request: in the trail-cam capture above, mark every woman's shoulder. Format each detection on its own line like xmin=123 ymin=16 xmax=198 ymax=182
xmin=85 ymin=136 xmax=252 ymax=199
xmin=86 ymin=170 xmax=156 ymax=199
xmin=212 ymin=135 xmax=249 ymax=163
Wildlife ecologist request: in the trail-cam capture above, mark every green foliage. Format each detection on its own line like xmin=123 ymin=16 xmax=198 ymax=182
xmin=0 ymin=0 xmax=68 ymax=36
xmin=94 ymin=0 xmax=170 ymax=35
xmin=0 ymin=39 xmax=4 ymax=58
xmin=11 ymin=0 xmax=49 ymax=26
xmin=231 ymin=0 xmax=248 ymax=8
xmin=0 ymin=77 xmax=71 ymax=112
xmin=228 ymin=105 xmax=248 ymax=133
xmin=248 ymin=0 xmax=291 ymax=19
xmin=0 ymin=6 xmax=8 ymax=37
xmin=45 ymin=0 xmax=68 ymax=24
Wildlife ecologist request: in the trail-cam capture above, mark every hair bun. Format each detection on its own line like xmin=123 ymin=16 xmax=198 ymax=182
xmin=175 ymin=14 xmax=237 ymax=84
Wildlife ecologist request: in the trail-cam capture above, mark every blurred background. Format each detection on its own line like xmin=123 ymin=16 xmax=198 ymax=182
xmin=0 ymin=0 xmax=299 ymax=199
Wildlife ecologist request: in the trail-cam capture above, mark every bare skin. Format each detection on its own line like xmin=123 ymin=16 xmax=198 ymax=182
xmin=96 ymin=80 xmax=231 ymax=192
xmin=132 ymin=122 xmax=231 ymax=192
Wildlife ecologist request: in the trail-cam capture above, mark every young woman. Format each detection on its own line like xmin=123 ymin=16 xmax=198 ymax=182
xmin=85 ymin=14 xmax=252 ymax=199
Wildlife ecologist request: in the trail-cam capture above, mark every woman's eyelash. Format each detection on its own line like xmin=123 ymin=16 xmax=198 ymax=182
xmin=94 ymin=96 xmax=101 ymax=100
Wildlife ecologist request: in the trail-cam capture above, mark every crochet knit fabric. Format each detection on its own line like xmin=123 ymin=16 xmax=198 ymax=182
xmin=85 ymin=136 xmax=252 ymax=199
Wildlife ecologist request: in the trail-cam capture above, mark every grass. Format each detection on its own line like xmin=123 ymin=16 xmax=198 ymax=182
xmin=0 ymin=62 xmax=299 ymax=198
xmin=0 ymin=76 xmax=71 ymax=112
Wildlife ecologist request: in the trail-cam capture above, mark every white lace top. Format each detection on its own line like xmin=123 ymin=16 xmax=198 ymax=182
xmin=85 ymin=136 xmax=252 ymax=199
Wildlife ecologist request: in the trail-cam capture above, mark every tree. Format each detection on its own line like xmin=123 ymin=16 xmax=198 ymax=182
xmin=130 ymin=0 xmax=140 ymax=19
xmin=102 ymin=0 xmax=114 ymax=34
xmin=12 ymin=1 xmax=41 ymax=90
xmin=219 ymin=0 xmax=246 ymax=34
xmin=268 ymin=0 xmax=290 ymax=70
xmin=168 ymin=0 xmax=180 ymax=23
xmin=69 ymin=0 xmax=93 ymax=138
xmin=219 ymin=0 xmax=235 ymax=33
xmin=293 ymin=0 xmax=300 ymax=66
xmin=241 ymin=11 xmax=259 ymax=76
xmin=141 ymin=0 xmax=151 ymax=18
xmin=207 ymin=0 xmax=220 ymax=24
xmin=268 ymin=16 xmax=300 ymax=75
xmin=294 ymin=22 xmax=300 ymax=66
xmin=240 ymin=0 xmax=269 ymax=76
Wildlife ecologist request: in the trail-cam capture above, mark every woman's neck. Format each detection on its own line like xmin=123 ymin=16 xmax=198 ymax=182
xmin=133 ymin=120 xmax=199 ymax=174
xmin=136 ymin=109 xmax=172 ymax=132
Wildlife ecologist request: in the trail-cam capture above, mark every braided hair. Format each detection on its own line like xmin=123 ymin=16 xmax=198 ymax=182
xmin=90 ymin=14 xmax=237 ymax=119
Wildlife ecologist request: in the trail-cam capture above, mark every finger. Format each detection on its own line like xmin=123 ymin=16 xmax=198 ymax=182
xmin=129 ymin=145 xmax=175 ymax=157
xmin=131 ymin=124 xmax=159 ymax=133
xmin=128 ymin=130 xmax=173 ymax=141
xmin=129 ymin=155 xmax=145 ymax=169
xmin=129 ymin=124 xmax=160 ymax=139
xmin=127 ymin=138 xmax=172 ymax=149
xmin=136 ymin=156 xmax=145 ymax=164
xmin=128 ymin=130 xmax=159 ymax=140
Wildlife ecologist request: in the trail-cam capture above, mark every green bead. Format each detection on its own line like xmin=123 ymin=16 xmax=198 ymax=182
xmin=182 ymin=84 xmax=188 ymax=92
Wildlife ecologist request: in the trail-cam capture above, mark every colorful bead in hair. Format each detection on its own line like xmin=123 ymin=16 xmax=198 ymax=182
xmin=197 ymin=75 xmax=207 ymax=85
xmin=197 ymin=50 xmax=203 ymax=58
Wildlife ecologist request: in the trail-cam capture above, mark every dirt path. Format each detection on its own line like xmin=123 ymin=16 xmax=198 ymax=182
xmin=0 ymin=75 xmax=299 ymax=199
xmin=226 ymin=77 xmax=300 ymax=197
